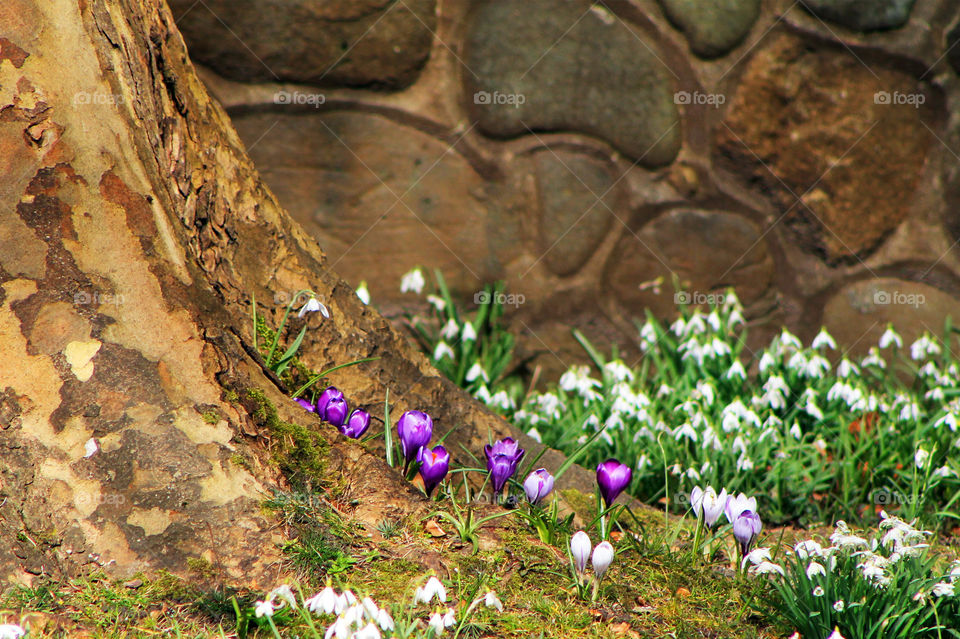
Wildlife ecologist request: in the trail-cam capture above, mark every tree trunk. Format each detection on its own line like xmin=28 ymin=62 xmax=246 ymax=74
xmin=0 ymin=0 xmax=592 ymax=588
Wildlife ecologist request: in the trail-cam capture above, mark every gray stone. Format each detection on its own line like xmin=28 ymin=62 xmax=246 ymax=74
xmin=800 ymin=0 xmax=916 ymax=32
xmin=657 ymin=0 xmax=761 ymax=58
xmin=535 ymin=151 xmax=616 ymax=276
xmin=464 ymin=0 xmax=680 ymax=166
xmin=168 ymin=0 xmax=436 ymax=88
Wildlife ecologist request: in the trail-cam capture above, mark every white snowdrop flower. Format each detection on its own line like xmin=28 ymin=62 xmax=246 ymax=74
xmin=400 ymin=268 xmax=425 ymax=294
xmin=355 ymin=281 xmax=370 ymax=305
xmin=686 ymin=312 xmax=706 ymax=335
xmin=442 ymin=608 xmax=456 ymax=627
xmin=743 ymin=547 xmax=772 ymax=565
xmin=722 ymin=412 xmax=741 ymax=434
xmin=837 ymin=359 xmax=859 ymax=378
xmin=833 ymin=600 xmax=845 ymax=612
xmin=0 ymin=626 xmax=24 ymax=639
xmin=812 ymin=328 xmax=837 ymax=350
xmin=807 ymin=562 xmax=826 ymax=578
xmin=526 ymin=427 xmax=542 ymax=443
xmin=831 ymin=531 xmax=868 ymax=551
xmin=933 ymin=465 xmax=955 ymax=478
xmin=935 ymin=412 xmax=958 ymax=432
xmin=680 ymin=339 xmax=705 ymax=366
xmin=298 ymin=297 xmax=330 ymax=319
xmin=789 ymin=423 xmax=802 ymax=440
xmin=461 ymin=321 xmax=477 ymax=342
xmin=750 ymin=561 xmax=784 ymax=576
xmin=696 ymin=381 xmax=715 ymax=406
xmin=671 ymin=317 xmax=686 ymax=337
xmin=812 ymin=586 xmax=825 ymax=597
xmin=779 ymin=329 xmax=802 ymax=351
xmin=474 ymin=385 xmax=492 ymax=403
xmin=433 ymin=341 xmax=455 ymax=361
xmin=804 ymin=398 xmax=824 ymax=421
xmin=728 ymin=308 xmax=745 ymax=327
xmin=377 ymin=608 xmax=394 ymax=631
xmin=484 ymin=591 xmax=504 ymax=612
xmin=915 ymin=448 xmax=930 ymax=469
xmin=361 ymin=597 xmax=380 ymax=621
xmin=84 ymin=437 xmax=99 ymax=458
xmin=269 ymin=585 xmax=298 ymax=610
xmin=254 ymin=599 xmax=276 ymax=617
xmin=603 ymin=360 xmax=634 ymax=382
xmin=724 ymin=360 xmax=747 ymax=380
xmin=709 ymin=338 xmax=731 ymax=358
xmin=701 ymin=428 xmax=723 ymax=452
xmin=337 ymin=590 xmax=358 ymax=614
xmin=465 ymin=362 xmax=488 ymax=383
xmin=910 ymin=334 xmax=941 ymax=361
xmin=427 ymin=613 xmax=445 ymax=635
xmin=707 ymin=310 xmax=722 ymax=331
xmin=794 ymin=540 xmax=823 ymax=560
xmin=686 ymin=467 xmax=701 ymax=481
xmin=826 ymin=628 xmax=846 ymax=639
xmin=440 ymin=319 xmax=460 ymax=341
xmin=806 ymin=355 xmax=830 ymax=378
xmin=931 ymin=582 xmax=955 ymax=598
xmin=636 ymin=454 xmax=652 ymax=470
xmin=426 ymin=294 xmax=446 ymax=312
xmin=657 ymin=384 xmax=674 ymax=398
xmin=415 ymin=577 xmax=447 ymax=604
xmin=732 ymin=435 xmax=747 ymax=455
xmin=669 ymin=463 xmax=683 ymax=476
xmin=758 ymin=427 xmax=778 ymax=444
xmin=861 ymin=347 xmax=887 ymax=369
xmin=926 ymin=387 xmax=946 ymax=402
xmin=640 ymin=321 xmax=657 ymax=347
xmin=879 ymin=326 xmax=902 ymax=349
xmin=899 ymin=401 xmax=920 ymax=423
xmin=737 ymin=455 xmax=755 ymax=472
xmin=306 ymin=586 xmax=339 ymax=615
xmin=759 ymin=352 xmax=776 ymax=374
xmin=787 ymin=351 xmax=807 ymax=373
xmin=674 ymin=423 xmax=698 ymax=443
xmin=355 ymin=622 xmax=382 ymax=639
xmin=490 ymin=390 xmax=515 ymax=411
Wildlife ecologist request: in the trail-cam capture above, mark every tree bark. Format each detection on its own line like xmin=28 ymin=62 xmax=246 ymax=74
xmin=0 ymin=0 xmax=593 ymax=588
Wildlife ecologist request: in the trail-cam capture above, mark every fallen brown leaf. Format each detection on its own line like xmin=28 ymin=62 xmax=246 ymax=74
xmin=424 ymin=520 xmax=446 ymax=537
xmin=675 ymin=587 xmax=691 ymax=597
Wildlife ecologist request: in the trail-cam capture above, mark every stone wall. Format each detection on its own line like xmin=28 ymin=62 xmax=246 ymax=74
xmin=170 ymin=0 xmax=960 ymax=376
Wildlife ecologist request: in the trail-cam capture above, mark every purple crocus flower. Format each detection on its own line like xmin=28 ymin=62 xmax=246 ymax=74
xmin=484 ymin=437 xmax=525 ymax=497
xmin=523 ymin=468 xmax=555 ymax=505
xmin=295 ymin=398 xmax=315 ymax=413
xmin=733 ymin=510 xmax=762 ymax=555
xmin=339 ymin=409 xmax=370 ymax=439
xmin=416 ymin=445 xmax=450 ymax=497
xmin=316 ymin=386 xmax=342 ymax=415
xmin=320 ymin=395 xmax=349 ymax=427
xmin=397 ymin=410 xmax=433 ymax=468
xmin=596 ymin=459 xmax=632 ymax=509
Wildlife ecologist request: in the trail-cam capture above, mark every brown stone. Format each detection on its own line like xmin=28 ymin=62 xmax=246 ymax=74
xmin=822 ymin=278 xmax=960 ymax=355
xmin=167 ymin=0 xmax=436 ymax=89
xmin=604 ymin=209 xmax=773 ymax=318
xmin=534 ymin=150 xmax=617 ymax=276
xmin=717 ymin=33 xmax=932 ymax=263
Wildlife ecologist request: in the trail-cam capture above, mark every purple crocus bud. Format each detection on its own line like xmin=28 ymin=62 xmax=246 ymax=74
xmin=321 ymin=396 xmax=349 ymax=427
xmin=488 ymin=454 xmax=517 ymax=496
xmin=596 ymin=459 xmax=632 ymax=508
xmin=316 ymin=386 xmax=343 ymax=416
xmin=397 ymin=410 xmax=433 ymax=466
xmin=523 ymin=469 xmax=555 ymax=505
xmin=416 ymin=445 xmax=450 ymax=497
xmin=295 ymin=398 xmax=315 ymax=413
xmin=339 ymin=409 xmax=370 ymax=439
xmin=570 ymin=531 xmax=591 ymax=574
xmin=733 ymin=510 xmax=762 ymax=555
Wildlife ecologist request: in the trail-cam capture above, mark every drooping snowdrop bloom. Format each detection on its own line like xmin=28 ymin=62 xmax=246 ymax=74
xmin=724 ymin=360 xmax=747 ymax=380
xmin=806 ymin=562 xmax=826 ymax=578
xmin=461 ymin=321 xmax=477 ymax=342
xmin=758 ymin=351 xmax=776 ymax=375
xmin=750 ymin=561 xmax=784 ymax=576
xmin=603 ymin=360 xmax=634 ymax=383
xmin=933 ymin=581 xmax=956 ymax=597
xmin=306 ymin=585 xmax=339 ymax=614
xmin=269 ymin=585 xmax=298 ymax=610
xmin=861 ymin=347 xmax=887 ymax=369
xmin=836 ymin=358 xmax=859 ymax=378
xmin=400 ymin=267 xmax=425 ymax=294
xmin=674 ymin=422 xmax=698 ymax=443
xmin=433 ymin=341 xmax=455 ymax=361
xmin=426 ymin=294 xmax=446 ymax=312
xmin=910 ymin=333 xmax=941 ymax=361
xmin=571 ymin=531 xmax=592 ymax=574
xmin=743 ymin=547 xmax=771 ymax=566
xmin=414 ymin=576 xmax=447 ymax=604
xmin=298 ymin=297 xmax=330 ymax=319
xmin=833 ymin=600 xmax=845 ymax=612
xmin=779 ymin=329 xmax=802 ymax=351
xmin=915 ymin=447 xmax=930 ymax=469
xmin=794 ymin=539 xmax=824 ymax=559
xmin=355 ymin=281 xmax=370 ymax=305
xmin=484 ymin=591 xmax=504 ymax=612
xmin=812 ymin=328 xmax=837 ymax=350
xmin=465 ymin=362 xmax=488 ymax=383
xmin=440 ymin=319 xmax=459 ymax=341
xmin=879 ymin=326 xmax=902 ymax=349
xmin=254 ymin=599 xmax=276 ymax=617
xmin=0 ymin=626 xmax=24 ymax=639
